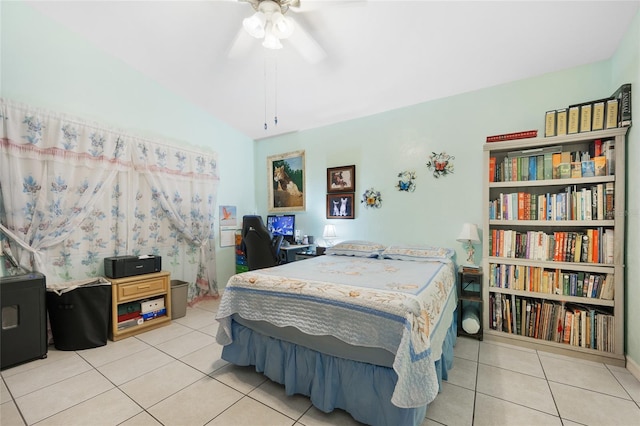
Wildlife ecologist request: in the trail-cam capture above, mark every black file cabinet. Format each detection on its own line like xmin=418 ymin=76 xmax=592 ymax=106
xmin=457 ymin=267 xmax=483 ymax=340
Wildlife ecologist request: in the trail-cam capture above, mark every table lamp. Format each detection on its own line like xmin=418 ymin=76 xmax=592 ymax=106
xmin=322 ymin=224 xmax=337 ymax=247
xmin=457 ymin=223 xmax=480 ymax=266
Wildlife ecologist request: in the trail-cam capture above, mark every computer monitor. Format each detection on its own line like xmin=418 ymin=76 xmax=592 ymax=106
xmin=266 ymin=214 xmax=295 ymax=243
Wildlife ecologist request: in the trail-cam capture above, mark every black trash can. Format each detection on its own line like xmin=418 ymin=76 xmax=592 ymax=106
xmin=46 ymin=278 xmax=111 ymax=350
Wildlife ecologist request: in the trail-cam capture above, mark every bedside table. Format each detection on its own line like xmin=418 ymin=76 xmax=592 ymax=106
xmin=457 ymin=267 xmax=483 ymax=340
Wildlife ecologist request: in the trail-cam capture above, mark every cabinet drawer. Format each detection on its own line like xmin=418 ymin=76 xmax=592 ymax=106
xmin=117 ymin=277 xmax=168 ymax=302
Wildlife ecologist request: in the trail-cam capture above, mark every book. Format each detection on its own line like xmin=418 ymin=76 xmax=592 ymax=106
xmin=593 ymin=156 xmax=606 ymax=177
xmin=581 ymin=160 xmax=595 ymax=177
xmin=556 ymin=109 xmax=568 ymax=136
xmin=489 ymin=157 xmax=496 ymax=182
xmin=486 ymin=130 xmax=538 ymax=142
xmin=558 ymin=163 xmax=571 ymax=179
xmin=611 ymin=83 xmax=632 ymax=127
xmin=567 ymin=106 xmax=580 ymax=134
xmin=571 ymin=162 xmax=582 ymax=178
xmin=545 ymin=110 xmax=556 ymax=137
xmin=543 ymin=153 xmax=553 ymax=180
xmin=580 ymin=103 xmax=592 ymax=132
xmin=603 ymin=139 xmax=615 ymax=175
xmin=605 ymin=98 xmax=619 ymax=129
xmin=591 ymin=100 xmax=605 ymax=131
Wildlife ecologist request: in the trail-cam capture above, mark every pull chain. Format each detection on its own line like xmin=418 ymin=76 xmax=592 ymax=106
xmin=264 ymin=57 xmax=268 ymax=130
xmin=274 ymin=59 xmax=278 ymax=126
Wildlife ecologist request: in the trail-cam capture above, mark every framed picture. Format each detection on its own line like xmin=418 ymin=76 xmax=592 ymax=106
xmin=327 ymin=165 xmax=356 ymax=193
xmin=326 ymin=193 xmax=355 ymax=219
xmin=268 ymin=150 xmax=305 ymax=212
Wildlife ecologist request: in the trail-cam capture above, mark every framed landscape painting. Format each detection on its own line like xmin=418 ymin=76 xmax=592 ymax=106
xmin=268 ymin=150 xmax=305 ymax=212
xmin=327 ymin=165 xmax=356 ymax=193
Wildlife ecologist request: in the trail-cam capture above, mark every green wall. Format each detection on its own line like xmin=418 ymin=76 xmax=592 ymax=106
xmin=2 ymin=2 xmax=638 ymax=367
xmin=256 ymin=14 xmax=640 ymax=367
xmin=0 ymin=1 xmax=255 ymax=290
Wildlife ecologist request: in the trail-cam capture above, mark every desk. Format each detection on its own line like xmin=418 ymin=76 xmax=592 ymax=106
xmin=279 ymin=244 xmax=310 ymax=263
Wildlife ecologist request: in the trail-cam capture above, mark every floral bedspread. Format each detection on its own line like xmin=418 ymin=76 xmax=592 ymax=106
xmin=216 ymin=255 xmax=456 ymax=408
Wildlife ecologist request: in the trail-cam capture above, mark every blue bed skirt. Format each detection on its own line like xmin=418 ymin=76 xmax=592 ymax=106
xmin=220 ymin=312 xmax=457 ymax=426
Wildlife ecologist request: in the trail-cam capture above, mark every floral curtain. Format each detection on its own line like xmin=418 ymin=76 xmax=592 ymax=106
xmin=0 ymin=99 xmax=219 ymax=302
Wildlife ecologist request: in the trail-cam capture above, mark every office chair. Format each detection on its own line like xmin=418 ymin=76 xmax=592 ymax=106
xmin=241 ymin=215 xmax=283 ymax=271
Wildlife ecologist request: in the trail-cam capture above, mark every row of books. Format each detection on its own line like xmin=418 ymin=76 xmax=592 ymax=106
xmin=488 ymin=228 xmax=614 ymax=264
xmin=489 ymin=183 xmax=614 ymax=221
xmin=117 ymin=297 xmax=166 ymax=330
xmin=489 ymin=294 xmax=615 ymax=352
xmin=488 ymin=140 xmax=614 ymax=183
xmin=488 ymin=263 xmax=614 ymax=300
xmin=544 ymin=83 xmax=632 ymax=137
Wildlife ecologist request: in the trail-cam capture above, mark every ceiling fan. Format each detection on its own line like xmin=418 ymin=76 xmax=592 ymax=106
xmin=230 ymin=0 xmax=327 ymax=64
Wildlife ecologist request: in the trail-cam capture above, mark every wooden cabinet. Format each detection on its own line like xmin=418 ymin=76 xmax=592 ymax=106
xmin=482 ymin=127 xmax=628 ymax=366
xmin=109 ymin=271 xmax=171 ymax=341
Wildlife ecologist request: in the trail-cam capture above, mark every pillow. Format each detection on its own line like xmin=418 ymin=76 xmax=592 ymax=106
xmin=380 ymin=244 xmax=454 ymax=262
xmin=325 ymin=240 xmax=386 ymax=258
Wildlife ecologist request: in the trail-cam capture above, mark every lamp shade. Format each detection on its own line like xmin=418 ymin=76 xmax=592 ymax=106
xmin=243 ymin=12 xmax=266 ymax=38
xmin=457 ymin=223 xmax=480 ymax=244
xmin=323 ymin=225 xmax=337 ymax=239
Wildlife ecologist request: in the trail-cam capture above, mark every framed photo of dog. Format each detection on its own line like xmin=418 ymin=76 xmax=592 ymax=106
xmin=326 ymin=193 xmax=354 ymax=219
xmin=327 ymin=165 xmax=356 ymax=193
xmin=268 ymin=150 xmax=305 ymax=212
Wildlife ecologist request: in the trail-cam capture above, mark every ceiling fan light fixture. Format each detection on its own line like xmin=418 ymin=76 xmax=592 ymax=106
xmin=262 ymin=24 xmax=283 ymax=49
xmin=272 ymin=14 xmax=294 ymax=39
xmin=243 ymin=11 xmax=266 ymax=38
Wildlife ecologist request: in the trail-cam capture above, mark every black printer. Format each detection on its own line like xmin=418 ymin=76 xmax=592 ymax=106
xmin=104 ymin=255 xmax=161 ymax=279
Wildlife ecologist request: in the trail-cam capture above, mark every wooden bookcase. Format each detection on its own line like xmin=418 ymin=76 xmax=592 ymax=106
xmin=109 ymin=271 xmax=171 ymax=341
xmin=482 ymin=127 xmax=628 ymax=366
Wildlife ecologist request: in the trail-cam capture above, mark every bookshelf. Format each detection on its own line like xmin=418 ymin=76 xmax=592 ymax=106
xmin=482 ymin=127 xmax=628 ymax=366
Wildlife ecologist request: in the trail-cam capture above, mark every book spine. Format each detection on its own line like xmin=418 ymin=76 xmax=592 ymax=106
xmin=612 ymin=83 xmax=632 ymax=127
xmin=486 ymin=130 xmax=538 ymax=142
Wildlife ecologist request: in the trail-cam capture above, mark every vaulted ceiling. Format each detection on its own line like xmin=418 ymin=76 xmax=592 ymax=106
xmin=26 ymin=1 xmax=640 ymax=140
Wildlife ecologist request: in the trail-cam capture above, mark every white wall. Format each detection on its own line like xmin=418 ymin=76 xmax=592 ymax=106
xmin=0 ymin=1 xmax=255 ymax=290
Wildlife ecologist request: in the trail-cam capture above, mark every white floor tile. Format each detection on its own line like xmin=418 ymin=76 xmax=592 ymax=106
xmin=35 ymin=388 xmax=142 ymax=426
xmin=134 ymin=322 xmax=192 ymax=346
xmin=549 ymin=381 xmax=640 ymax=425
xmin=473 ymin=393 xmax=562 ymax=426
xmin=14 ymin=369 xmax=114 ymax=425
xmin=1 ymin=380 xmax=12 ymax=404
xmin=180 ymin=342 xmax=228 ymax=374
xmin=609 ymin=369 xmax=640 ymax=403
xmin=155 ymin=329 xmax=216 ymax=358
xmin=205 ymin=395 xmax=295 ymax=426
xmin=118 ymin=411 xmax=163 ymax=426
xmin=1 ymin=400 xmax=26 ymax=426
xmin=0 ymin=347 xmax=74 ymax=378
xmin=119 ymin=360 xmax=205 ymax=408
xmin=77 ymin=337 xmax=150 ymax=367
xmin=425 ymin=382 xmax=475 ymax=426
xmin=173 ymin=306 xmax=217 ymax=330
xmin=248 ymin=379 xmax=313 ymax=419
xmin=479 ymin=342 xmax=545 ymax=378
xmin=540 ymin=354 xmax=629 ymax=398
xmin=198 ymin=320 xmax=220 ymax=337
xmin=297 ymin=405 xmax=366 ymax=426
xmin=148 ymin=376 xmax=243 ymax=425
xmin=453 ymin=337 xmax=480 ymax=362
xmin=97 ymin=346 xmax=174 ymax=386
xmin=4 ymin=353 xmax=92 ymax=398
xmin=476 ymin=364 xmax=557 ymax=415
xmin=210 ymin=363 xmax=268 ymax=394
xmin=447 ymin=356 xmax=478 ymax=390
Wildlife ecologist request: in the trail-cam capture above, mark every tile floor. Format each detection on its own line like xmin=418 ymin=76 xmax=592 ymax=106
xmin=2 ymin=298 xmax=640 ymax=426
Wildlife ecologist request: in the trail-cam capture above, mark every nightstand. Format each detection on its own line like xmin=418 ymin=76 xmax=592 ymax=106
xmin=457 ymin=267 xmax=483 ymax=340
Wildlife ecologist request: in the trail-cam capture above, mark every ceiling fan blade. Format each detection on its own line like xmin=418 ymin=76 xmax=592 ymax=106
xmin=227 ymin=26 xmax=256 ymax=59
xmin=287 ymin=17 xmax=326 ymax=64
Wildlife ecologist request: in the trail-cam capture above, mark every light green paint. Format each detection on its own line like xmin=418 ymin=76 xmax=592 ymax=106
xmin=0 ymin=1 xmax=255 ymax=289
xmin=2 ymin=1 xmax=639 ymax=366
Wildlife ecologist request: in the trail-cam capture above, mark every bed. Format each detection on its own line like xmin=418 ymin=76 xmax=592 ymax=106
xmin=215 ymin=242 xmax=458 ymax=426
